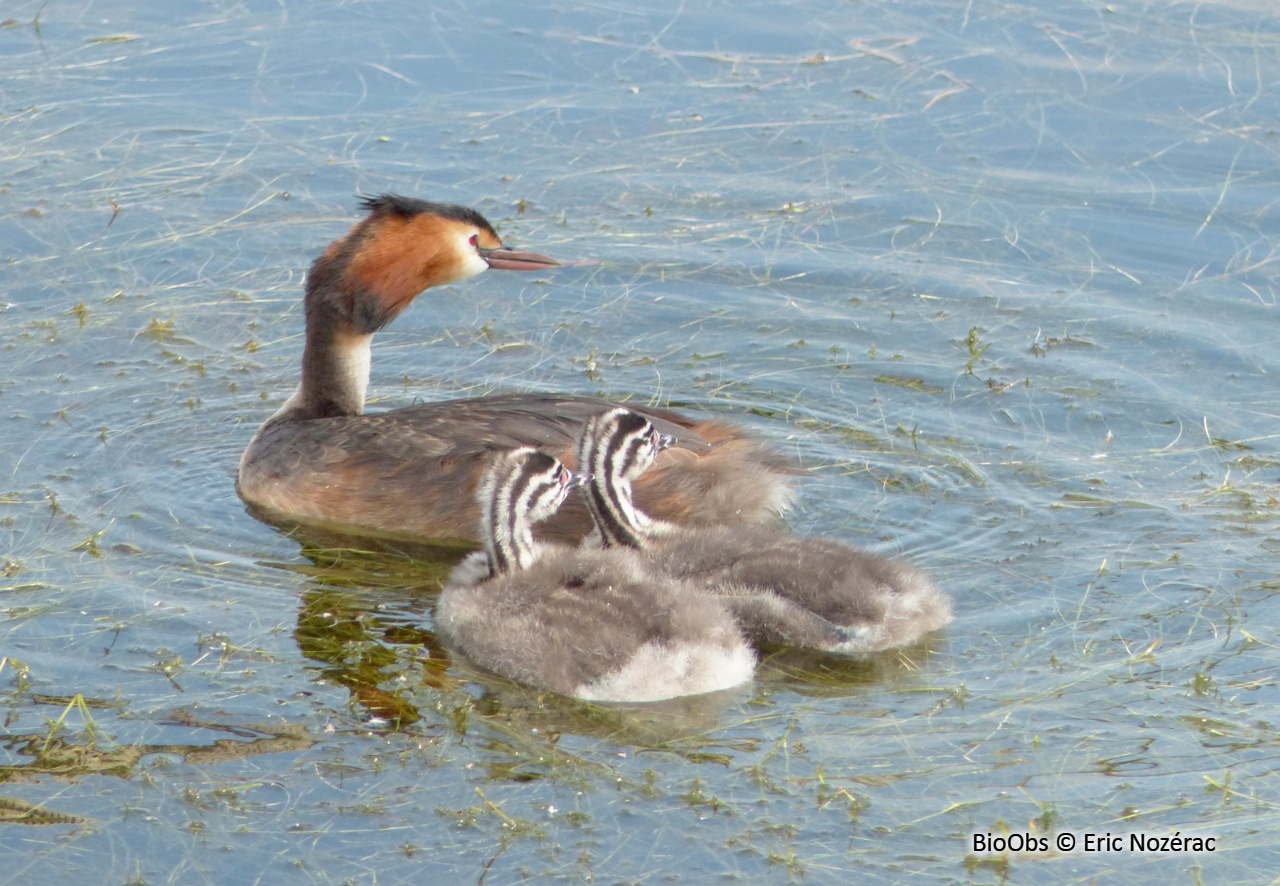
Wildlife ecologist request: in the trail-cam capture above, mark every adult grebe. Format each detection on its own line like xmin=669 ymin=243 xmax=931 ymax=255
xmin=435 ymin=448 xmax=755 ymax=702
xmin=579 ymin=409 xmax=952 ymax=654
xmin=237 ymin=195 xmax=797 ymax=545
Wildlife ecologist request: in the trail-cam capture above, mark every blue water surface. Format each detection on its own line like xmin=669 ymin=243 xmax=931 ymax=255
xmin=2 ymin=0 xmax=1277 ymax=883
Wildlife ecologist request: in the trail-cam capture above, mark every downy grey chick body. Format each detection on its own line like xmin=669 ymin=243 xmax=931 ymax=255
xmin=578 ymin=409 xmax=952 ymax=654
xmin=435 ymin=447 xmax=755 ymax=702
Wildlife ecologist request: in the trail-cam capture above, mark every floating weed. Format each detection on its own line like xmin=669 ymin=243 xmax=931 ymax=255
xmin=683 ymin=351 xmax=728 ymax=366
xmin=150 ymin=651 xmax=186 ymax=691
xmin=1031 ymin=801 xmax=1059 ymax=834
xmin=794 ymin=417 xmax=887 ymax=451
xmin=745 ymin=714 xmax=799 ymax=791
xmin=873 ymin=374 xmax=945 ymax=395
xmin=1195 ymin=480 xmax=1280 ymax=528
xmin=435 ymin=788 xmax=547 ymax=839
xmin=941 ymin=454 xmax=986 ymax=487
xmin=678 ymin=750 xmax=735 ymax=766
xmin=1178 ymin=715 xmax=1247 ymax=744
xmin=1205 ymin=428 xmax=1251 ymax=452
xmin=1121 ymin=638 xmax=1161 ymax=667
xmin=1030 ymin=330 xmax=1096 ymax=356
xmin=29 ymin=692 xmax=124 ymax=711
xmin=0 ymin=796 xmax=94 ymax=827
xmin=70 ymin=522 xmax=112 ymax=558
xmin=192 ymin=632 xmax=278 ymax=667
xmin=815 ymin=767 xmax=868 ymax=822
xmin=985 ymin=375 xmax=1026 ymax=393
xmin=1189 ymin=670 xmax=1218 ymax=698
xmin=872 ymin=470 xmax=933 ymax=495
xmin=139 ymin=317 xmax=177 ymax=341
xmin=962 ymin=326 xmax=991 ymax=375
xmin=681 ymin=777 xmax=726 ymax=814
xmin=477 ymin=788 xmax=545 ymax=836
xmin=25 ymin=318 xmax=59 ymax=343
xmin=570 ymin=345 xmax=602 ymax=381
xmin=434 ymin=695 xmax=621 ymax=789
xmin=447 ymin=697 xmax=471 ymax=736
xmin=766 ymin=845 xmax=806 ymax=879
xmin=42 ymin=693 xmax=101 ymax=752
xmin=1057 ymin=492 xmax=1113 ymax=507
xmin=553 ymin=807 xmax=590 ymax=828
xmin=3 ymin=716 xmax=316 ymax=783
xmin=923 ymin=682 xmax=967 ymax=716
xmin=3 ymin=657 xmax=31 ymax=693
xmin=1203 ymin=771 xmax=1237 ymax=804
xmin=893 ymin=422 xmax=920 ymax=449
xmin=336 ymin=799 xmax=389 ymax=817
xmin=962 ymin=851 xmax=1011 ymax=880
xmin=1208 ymin=437 xmax=1251 ymax=452
xmin=1233 ymin=454 xmax=1280 ymax=470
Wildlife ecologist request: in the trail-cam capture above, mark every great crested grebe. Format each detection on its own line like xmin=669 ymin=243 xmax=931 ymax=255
xmin=237 ymin=194 xmax=797 ymax=545
xmin=435 ymin=447 xmax=755 ymax=702
xmin=579 ymin=409 xmax=953 ymax=654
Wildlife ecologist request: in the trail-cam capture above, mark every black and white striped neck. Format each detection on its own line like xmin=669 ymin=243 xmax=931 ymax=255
xmin=578 ymin=409 xmax=673 ymax=549
xmin=476 ymin=448 xmax=577 ymax=578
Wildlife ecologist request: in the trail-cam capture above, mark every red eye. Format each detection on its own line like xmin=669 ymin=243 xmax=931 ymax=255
xmin=469 ymin=234 xmax=479 ymax=248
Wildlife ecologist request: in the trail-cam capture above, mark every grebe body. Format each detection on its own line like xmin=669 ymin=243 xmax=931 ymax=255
xmin=237 ymin=195 xmax=796 ymax=544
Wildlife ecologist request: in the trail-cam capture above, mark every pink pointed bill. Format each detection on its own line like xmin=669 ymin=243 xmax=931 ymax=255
xmin=480 ymin=247 xmax=561 ymax=271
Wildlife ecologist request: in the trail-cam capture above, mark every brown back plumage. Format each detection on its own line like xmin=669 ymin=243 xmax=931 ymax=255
xmin=237 ymin=196 xmax=799 ymax=546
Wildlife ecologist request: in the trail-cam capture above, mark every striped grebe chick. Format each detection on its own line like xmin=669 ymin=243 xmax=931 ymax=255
xmin=435 ymin=448 xmax=755 ymax=702
xmin=579 ymin=409 xmax=952 ymax=654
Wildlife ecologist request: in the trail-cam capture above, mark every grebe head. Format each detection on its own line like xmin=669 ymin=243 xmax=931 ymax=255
xmin=307 ymin=194 xmax=561 ymax=336
xmin=579 ymin=409 xmax=675 ymax=485
xmin=478 ymin=448 xmax=589 ymax=575
xmin=578 ymin=409 xmax=674 ymax=548
xmin=288 ymin=195 xmax=560 ymax=419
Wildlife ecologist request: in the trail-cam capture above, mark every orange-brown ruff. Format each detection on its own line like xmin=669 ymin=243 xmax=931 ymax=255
xmin=237 ymin=195 xmax=798 ymax=545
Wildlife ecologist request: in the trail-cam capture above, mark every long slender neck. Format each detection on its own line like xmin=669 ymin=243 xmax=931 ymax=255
xmin=274 ymin=244 xmax=381 ymax=422
xmin=585 ymin=471 xmax=655 ymax=549
xmin=479 ymin=466 xmax=540 ymax=578
xmin=288 ymin=325 xmax=371 ymax=420
xmin=580 ymin=422 xmax=665 ymax=550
